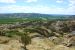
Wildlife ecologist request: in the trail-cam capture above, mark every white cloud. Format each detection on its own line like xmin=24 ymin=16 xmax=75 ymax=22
xmin=25 ymin=0 xmax=37 ymax=3
xmin=0 ymin=0 xmax=16 ymax=3
xmin=0 ymin=0 xmax=75 ymax=15
xmin=69 ymin=0 xmax=75 ymax=6
xmin=0 ymin=5 xmax=66 ymax=14
xmin=66 ymin=0 xmax=75 ymax=14
xmin=0 ymin=5 xmax=75 ymax=15
xmin=56 ymin=0 xmax=63 ymax=3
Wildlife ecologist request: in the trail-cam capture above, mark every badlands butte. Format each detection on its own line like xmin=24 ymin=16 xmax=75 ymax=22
xmin=0 ymin=13 xmax=75 ymax=50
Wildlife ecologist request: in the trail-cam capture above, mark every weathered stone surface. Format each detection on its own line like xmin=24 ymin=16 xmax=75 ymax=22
xmin=51 ymin=45 xmax=69 ymax=50
xmin=0 ymin=36 xmax=10 ymax=44
xmin=26 ymin=37 xmax=55 ymax=50
xmin=0 ymin=36 xmax=24 ymax=50
xmin=62 ymin=34 xmax=75 ymax=47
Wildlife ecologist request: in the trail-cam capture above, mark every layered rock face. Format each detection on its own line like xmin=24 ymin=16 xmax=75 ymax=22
xmin=26 ymin=34 xmax=75 ymax=50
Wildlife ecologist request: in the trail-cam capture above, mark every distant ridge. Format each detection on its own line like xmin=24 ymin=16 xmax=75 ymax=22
xmin=0 ymin=13 xmax=75 ymax=19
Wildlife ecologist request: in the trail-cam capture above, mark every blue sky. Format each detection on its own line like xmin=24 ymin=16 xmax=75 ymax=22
xmin=0 ymin=0 xmax=75 ymax=15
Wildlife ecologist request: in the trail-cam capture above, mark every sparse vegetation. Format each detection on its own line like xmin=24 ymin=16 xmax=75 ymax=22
xmin=0 ymin=13 xmax=75 ymax=50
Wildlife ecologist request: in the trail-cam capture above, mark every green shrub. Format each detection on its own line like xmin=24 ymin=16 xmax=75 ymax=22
xmin=4 ymin=30 xmax=23 ymax=37
xmin=21 ymin=33 xmax=31 ymax=50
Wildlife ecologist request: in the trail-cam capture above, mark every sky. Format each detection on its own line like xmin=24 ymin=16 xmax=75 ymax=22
xmin=0 ymin=0 xmax=75 ymax=15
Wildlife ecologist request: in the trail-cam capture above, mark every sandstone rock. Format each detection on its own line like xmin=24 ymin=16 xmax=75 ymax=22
xmin=49 ymin=36 xmax=62 ymax=45
xmin=0 ymin=36 xmax=10 ymax=44
xmin=0 ymin=39 xmax=24 ymax=50
xmin=51 ymin=45 xmax=69 ymax=50
xmin=62 ymin=34 xmax=75 ymax=47
xmin=26 ymin=37 xmax=55 ymax=50
xmin=51 ymin=45 xmax=75 ymax=50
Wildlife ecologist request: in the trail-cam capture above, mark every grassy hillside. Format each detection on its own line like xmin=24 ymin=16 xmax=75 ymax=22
xmin=0 ymin=13 xmax=75 ymax=24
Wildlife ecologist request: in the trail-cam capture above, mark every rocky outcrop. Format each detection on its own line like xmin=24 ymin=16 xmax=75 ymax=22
xmin=51 ymin=45 xmax=75 ymax=50
xmin=62 ymin=33 xmax=75 ymax=47
xmin=0 ymin=36 xmax=24 ymax=50
xmin=26 ymin=37 xmax=55 ymax=50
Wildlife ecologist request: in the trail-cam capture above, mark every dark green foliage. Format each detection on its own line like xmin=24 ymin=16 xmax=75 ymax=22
xmin=4 ymin=30 xmax=23 ymax=37
xmin=35 ymin=27 xmax=54 ymax=37
xmin=0 ymin=30 xmax=6 ymax=36
xmin=24 ymin=27 xmax=54 ymax=37
xmin=21 ymin=33 xmax=31 ymax=50
xmin=61 ymin=24 xmax=70 ymax=33
xmin=21 ymin=33 xmax=31 ymax=45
